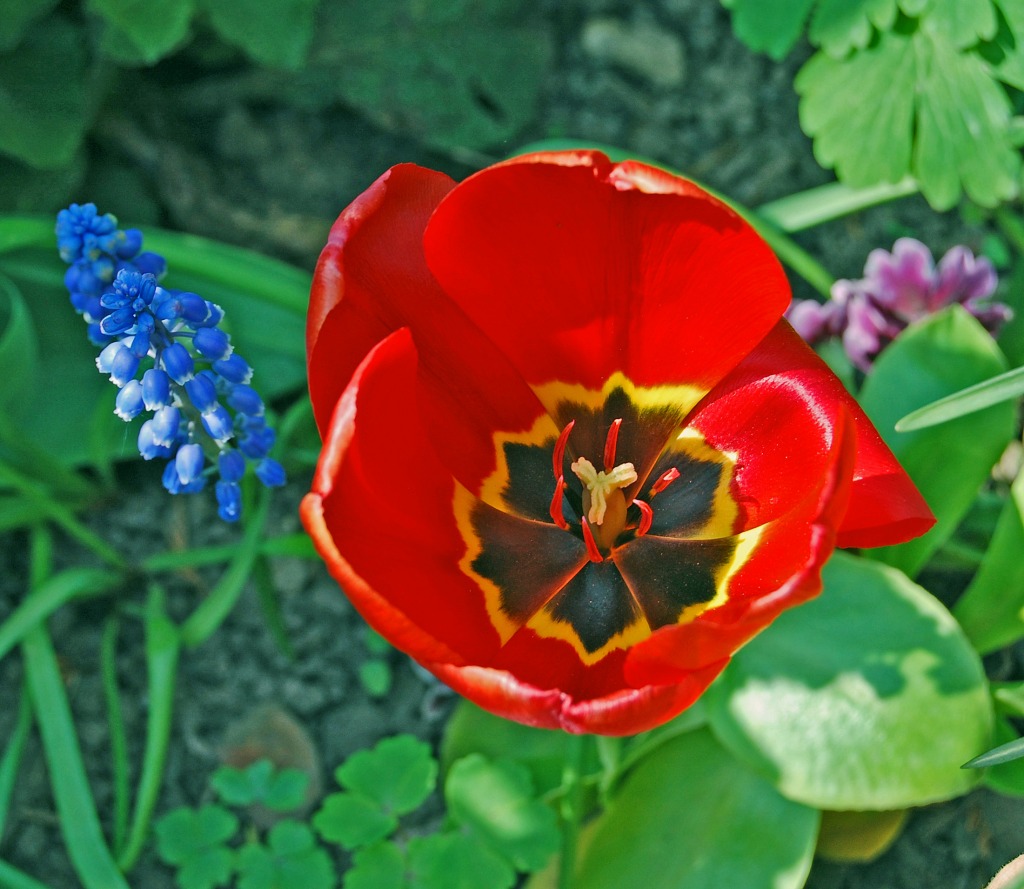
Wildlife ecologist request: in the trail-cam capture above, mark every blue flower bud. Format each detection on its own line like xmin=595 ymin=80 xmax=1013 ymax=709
xmin=178 ymin=293 xmax=210 ymax=324
xmin=96 ymin=341 xmax=121 ymax=374
xmin=162 ymin=459 xmax=207 ymax=495
xmin=215 ymin=481 xmax=242 ymax=522
xmin=175 ymin=443 xmax=205 ymax=485
xmin=133 ymin=252 xmax=166 ymax=277
xmin=150 ymin=405 xmax=181 ymax=447
xmin=114 ymin=380 xmax=145 ymax=421
xmin=227 ymin=384 xmax=263 ymax=417
xmin=185 ymin=374 xmax=218 ymax=413
xmin=100 ymin=306 xmax=137 ymax=336
xmin=193 ymin=327 xmax=232 ymax=361
xmin=239 ymin=421 xmax=275 ymax=459
xmin=218 ymin=449 xmax=246 ymax=483
xmin=109 ymin=345 xmax=140 ymax=387
xmin=195 ymin=302 xmax=224 ymax=328
xmin=116 ymin=229 xmax=143 ymax=259
xmin=162 ymin=342 xmax=194 ymax=383
xmin=142 ymin=368 xmax=171 ymax=410
xmin=213 ymin=353 xmax=253 ymax=384
xmin=138 ymin=420 xmax=173 ymax=460
xmin=129 ymin=329 xmax=152 ymax=359
xmin=255 ymin=458 xmax=286 ymax=488
xmin=201 ymin=404 xmax=234 ymax=443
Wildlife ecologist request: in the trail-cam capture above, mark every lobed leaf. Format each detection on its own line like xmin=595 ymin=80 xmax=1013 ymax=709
xmin=154 ymin=805 xmax=239 ymax=864
xmin=88 ymin=0 xmax=195 ymax=64
xmin=808 ymin=0 xmax=898 ymax=57
xmin=706 ymin=552 xmax=993 ymax=810
xmin=719 ymin=0 xmax=815 ymax=60
xmin=235 ymin=822 xmax=335 ymax=889
xmin=313 ymin=792 xmax=396 ymax=850
xmin=199 ymin=0 xmax=319 ymax=69
xmin=406 ymin=832 xmax=515 ymax=889
xmin=336 ymin=735 xmax=437 ymax=817
xmin=0 ymin=0 xmax=59 ymax=54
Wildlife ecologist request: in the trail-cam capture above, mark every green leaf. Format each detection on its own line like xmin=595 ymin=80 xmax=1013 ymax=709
xmin=154 ymin=805 xmax=239 ymax=864
xmin=0 ymin=0 xmax=60 ymax=53
xmin=896 ymin=365 xmax=1024 ymax=430
xmin=953 ymin=471 xmax=1024 ymax=653
xmin=796 ymin=30 xmax=916 ymax=189
xmin=720 ymin=0 xmax=815 ymax=60
xmin=358 ymin=660 xmax=393 ymax=698
xmin=858 ymin=308 xmax=1013 ymax=577
xmin=568 ymin=730 xmax=818 ymax=889
xmin=336 ymin=735 xmax=437 ymax=816
xmin=445 ymin=756 xmax=559 ymax=873
xmin=441 ymin=702 xmax=580 ymax=796
xmin=0 ymin=17 xmax=91 ymax=169
xmin=917 ymin=0 xmax=998 ymax=48
xmin=88 ymin=0 xmax=195 ymax=64
xmin=199 ymin=0 xmax=319 ymax=69
xmin=236 ymin=822 xmax=334 ymax=889
xmin=407 ymin=832 xmax=515 ymax=889
xmin=0 ymin=273 xmax=39 ymax=414
xmin=294 ymin=0 xmax=552 ymax=151
xmin=987 ymin=0 xmax=1024 ymax=91
xmin=313 ymin=792 xmax=396 ymax=850
xmin=797 ymin=24 xmax=1020 ymax=210
xmin=808 ymin=0 xmax=898 ymax=56
xmin=705 ymin=552 xmax=993 ymax=810
xmin=979 ymin=720 xmax=1024 ymax=796
xmin=345 ymin=842 xmax=406 ymax=889
xmin=211 ymin=759 xmax=308 ymax=810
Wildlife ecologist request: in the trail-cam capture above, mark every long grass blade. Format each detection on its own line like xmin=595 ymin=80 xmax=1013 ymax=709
xmin=896 ymin=366 xmax=1024 ymax=431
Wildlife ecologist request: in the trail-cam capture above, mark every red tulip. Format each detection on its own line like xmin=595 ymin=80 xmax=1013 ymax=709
xmin=301 ymin=151 xmax=934 ymax=736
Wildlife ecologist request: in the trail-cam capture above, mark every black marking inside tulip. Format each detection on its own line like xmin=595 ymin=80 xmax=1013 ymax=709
xmin=458 ymin=379 xmax=744 ymax=662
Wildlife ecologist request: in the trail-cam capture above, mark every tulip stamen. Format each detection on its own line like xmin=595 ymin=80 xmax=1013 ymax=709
xmin=571 ymin=457 xmax=638 ymax=526
xmin=552 ymin=420 xmax=575 ymax=481
xmin=580 ymin=516 xmax=604 ymax=562
xmin=651 ymin=467 xmax=681 ymax=496
xmin=549 ymin=477 xmax=569 ymax=530
xmin=603 ymin=418 xmax=623 ymax=471
xmin=634 ymin=498 xmax=654 ymax=536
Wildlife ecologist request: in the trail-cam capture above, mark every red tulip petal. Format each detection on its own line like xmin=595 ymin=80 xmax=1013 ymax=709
xmin=422 ymin=151 xmax=791 ymax=410
xmin=698 ymin=321 xmax=934 ymax=547
xmin=426 ymin=658 xmax=727 ymax=735
xmin=302 ymin=327 xmax=505 ymax=666
xmin=307 ymin=164 xmax=554 ymax=498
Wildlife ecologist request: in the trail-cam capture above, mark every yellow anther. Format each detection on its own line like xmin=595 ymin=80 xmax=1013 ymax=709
xmin=570 ymin=457 xmax=637 ymax=526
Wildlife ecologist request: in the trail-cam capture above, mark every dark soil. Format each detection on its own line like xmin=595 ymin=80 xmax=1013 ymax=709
xmin=1 ymin=1 xmax=1020 ymax=887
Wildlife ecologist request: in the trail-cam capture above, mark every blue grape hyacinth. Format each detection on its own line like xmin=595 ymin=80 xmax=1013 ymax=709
xmin=56 ymin=203 xmax=286 ymax=522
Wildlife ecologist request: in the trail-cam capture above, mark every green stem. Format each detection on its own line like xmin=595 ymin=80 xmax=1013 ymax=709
xmin=0 ymin=683 xmax=33 ymax=839
xmin=755 ymin=177 xmax=919 ymax=233
xmin=558 ymin=734 xmax=587 ymax=889
xmin=140 ymin=530 xmax=316 ymax=573
xmin=0 ymin=858 xmax=56 ymax=889
xmin=101 ymin=616 xmax=130 ymax=856
xmin=118 ymin=585 xmax=180 ymax=872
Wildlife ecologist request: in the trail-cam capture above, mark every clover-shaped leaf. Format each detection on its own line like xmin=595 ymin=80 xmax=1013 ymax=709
xmin=406 ymin=832 xmax=514 ymax=889
xmin=313 ymin=790 xmax=396 ymax=850
xmin=337 ymin=735 xmax=437 ymax=816
xmin=154 ymin=805 xmax=238 ymax=889
xmin=345 ymin=842 xmax=406 ymax=889
xmin=235 ymin=822 xmax=335 ymax=889
xmin=212 ymin=759 xmax=309 ymax=811
xmin=445 ymin=755 xmax=559 ymax=873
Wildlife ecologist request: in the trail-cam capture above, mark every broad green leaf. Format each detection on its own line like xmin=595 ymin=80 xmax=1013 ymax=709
xmin=346 ymin=843 xmax=406 ymax=889
xmin=0 ymin=153 xmax=84 ymax=214
xmin=0 ymin=273 xmax=38 ymax=413
xmin=200 ymin=0 xmax=319 ymax=69
xmin=954 ymin=471 xmax=1024 ymax=653
xmin=442 ymin=701 xmax=578 ymax=795
xmin=236 ymin=823 xmax=334 ymax=889
xmin=88 ymin=0 xmax=195 ymax=64
xmin=796 ymin=30 xmax=916 ymax=189
xmin=294 ymin=0 xmax=552 ymax=150
xmin=913 ymin=27 xmax=1019 ymax=209
xmin=0 ymin=17 xmax=91 ymax=169
xmin=445 ymin=756 xmax=559 ymax=873
xmin=720 ymin=0 xmax=815 ymax=60
xmin=814 ymin=809 xmax=909 ymax=862
xmin=336 ymin=735 xmax=437 ymax=816
xmin=809 ymin=0 xmax=898 ymax=57
xmin=313 ymin=792 xmax=395 ymax=850
xmin=988 ymin=0 xmax=1024 ymax=91
xmin=706 ymin=552 xmax=993 ymax=810
xmin=407 ymin=832 xmax=515 ymax=889
xmin=569 ymin=730 xmax=818 ymax=889
xmin=859 ymin=308 xmax=1013 ymax=577
xmin=0 ymin=0 xmax=59 ymax=54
